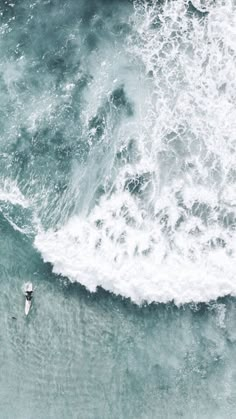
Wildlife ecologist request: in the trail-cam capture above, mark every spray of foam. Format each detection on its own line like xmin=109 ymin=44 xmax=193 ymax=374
xmin=0 ymin=178 xmax=34 ymax=234
xmin=0 ymin=179 xmax=29 ymax=208
xmin=35 ymin=0 xmax=236 ymax=304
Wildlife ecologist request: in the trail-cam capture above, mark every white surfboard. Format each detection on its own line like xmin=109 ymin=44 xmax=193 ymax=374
xmin=24 ymin=282 xmax=33 ymax=316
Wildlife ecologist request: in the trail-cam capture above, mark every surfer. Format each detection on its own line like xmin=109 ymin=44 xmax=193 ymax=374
xmin=25 ymin=289 xmax=33 ymax=301
xmin=24 ymin=282 xmax=33 ymax=315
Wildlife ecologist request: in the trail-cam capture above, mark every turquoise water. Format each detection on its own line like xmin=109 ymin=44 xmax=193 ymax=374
xmin=1 ymin=215 xmax=236 ymax=418
xmin=1 ymin=216 xmax=236 ymax=418
xmin=1 ymin=0 xmax=236 ymax=417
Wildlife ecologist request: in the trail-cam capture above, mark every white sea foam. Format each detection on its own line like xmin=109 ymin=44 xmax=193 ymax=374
xmin=0 ymin=179 xmax=35 ymax=234
xmin=0 ymin=179 xmax=29 ymax=208
xmin=35 ymin=0 xmax=236 ymax=304
xmin=35 ymin=206 xmax=236 ymax=304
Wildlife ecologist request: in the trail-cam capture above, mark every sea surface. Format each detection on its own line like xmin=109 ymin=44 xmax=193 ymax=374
xmin=0 ymin=0 xmax=236 ymax=417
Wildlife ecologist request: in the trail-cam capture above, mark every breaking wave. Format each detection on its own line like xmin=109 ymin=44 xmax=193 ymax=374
xmin=1 ymin=0 xmax=236 ymax=303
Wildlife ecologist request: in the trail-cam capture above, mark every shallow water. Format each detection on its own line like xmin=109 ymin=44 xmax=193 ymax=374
xmin=0 ymin=0 xmax=236 ymax=417
xmin=1 ymin=218 xmax=236 ymax=418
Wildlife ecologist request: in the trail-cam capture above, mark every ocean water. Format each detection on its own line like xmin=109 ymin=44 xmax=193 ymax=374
xmin=0 ymin=0 xmax=236 ymax=417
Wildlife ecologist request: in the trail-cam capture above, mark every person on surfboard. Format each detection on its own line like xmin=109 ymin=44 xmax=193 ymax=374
xmin=25 ymin=289 xmax=33 ymax=301
xmin=24 ymin=282 xmax=33 ymax=315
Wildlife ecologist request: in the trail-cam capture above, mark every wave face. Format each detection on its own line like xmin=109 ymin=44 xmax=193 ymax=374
xmin=1 ymin=0 xmax=236 ymax=304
